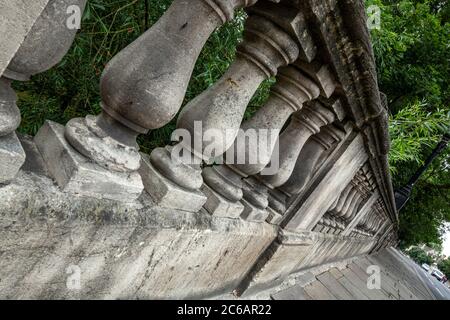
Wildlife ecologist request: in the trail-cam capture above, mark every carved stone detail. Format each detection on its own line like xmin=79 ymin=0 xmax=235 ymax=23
xmin=259 ymin=102 xmax=336 ymax=187
xmin=143 ymin=2 xmax=305 ymax=212
xmin=280 ymin=122 xmax=346 ymax=195
xmin=2 ymin=0 xmax=86 ymax=184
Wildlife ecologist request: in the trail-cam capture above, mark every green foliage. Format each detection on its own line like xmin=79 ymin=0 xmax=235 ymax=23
xmin=388 ymin=101 xmax=449 ymax=174
xmin=437 ymin=258 xmax=450 ymax=278
xmin=367 ymin=0 xmax=450 ymax=248
xmin=406 ymin=247 xmax=434 ymax=264
xmin=369 ymin=0 xmax=450 ymax=110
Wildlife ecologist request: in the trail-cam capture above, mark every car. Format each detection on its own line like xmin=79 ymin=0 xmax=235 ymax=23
xmin=421 ymin=263 xmax=430 ymax=272
xmin=431 ymin=269 xmax=445 ymax=282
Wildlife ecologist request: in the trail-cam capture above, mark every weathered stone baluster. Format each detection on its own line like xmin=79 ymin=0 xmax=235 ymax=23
xmin=230 ymin=66 xmax=321 ymax=176
xmin=344 ymin=177 xmax=371 ymax=223
xmin=366 ymin=214 xmax=377 ymax=232
xmin=280 ymin=122 xmax=346 ymax=195
xmin=366 ymin=216 xmax=375 ymax=234
xmin=368 ymin=213 xmax=380 ymax=234
xmin=0 ymin=77 xmax=23 ymax=184
xmin=340 ymin=186 xmax=359 ymax=216
xmin=342 ymin=193 xmax=364 ymax=222
xmin=267 ymin=116 xmax=346 ymax=222
xmin=0 ymin=0 xmax=86 ymax=184
xmin=365 ymin=215 xmax=376 ymax=234
xmin=373 ymin=216 xmax=384 ymax=234
xmin=36 ymin=0 xmax=258 ymax=201
xmin=357 ymin=214 xmax=370 ymax=233
xmin=140 ymin=1 xmax=302 ymax=212
xmin=206 ymin=63 xmax=341 ymax=222
xmin=202 ymin=65 xmax=323 ymax=219
xmin=312 ymin=218 xmax=325 ymax=232
xmin=239 ymin=101 xmax=337 ymax=222
xmin=259 ymin=104 xmax=336 ymax=188
xmin=312 ymin=185 xmax=346 ymax=232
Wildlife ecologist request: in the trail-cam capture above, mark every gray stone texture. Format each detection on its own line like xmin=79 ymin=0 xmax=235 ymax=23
xmin=0 ymin=0 xmax=50 ymax=76
xmin=139 ymin=153 xmax=207 ymax=212
xmin=285 ymin=133 xmax=369 ymax=231
xmin=201 ymin=184 xmax=244 ymax=218
xmin=0 ymin=169 xmax=277 ymax=299
xmin=34 ymin=121 xmax=143 ymax=202
xmin=0 ymin=78 xmax=20 ymax=136
xmin=5 ymin=0 xmax=87 ymax=79
xmin=0 ymin=132 xmax=26 ymax=183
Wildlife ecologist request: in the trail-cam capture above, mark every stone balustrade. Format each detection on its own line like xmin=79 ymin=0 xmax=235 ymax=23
xmin=0 ymin=0 xmax=86 ymax=184
xmin=0 ymin=0 xmax=398 ymax=299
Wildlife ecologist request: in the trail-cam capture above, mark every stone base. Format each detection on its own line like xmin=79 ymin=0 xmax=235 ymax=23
xmin=240 ymin=199 xmax=270 ymax=222
xmin=0 ymin=170 xmax=277 ymax=299
xmin=34 ymin=121 xmax=143 ymax=202
xmin=201 ymin=184 xmax=244 ymax=218
xmin=240 ymin=230 xmax=315 ymax=296
xmin=139 ymin=153 xmax=207 ymax=212
xmin=0 ymin=132 xmax=26 ymax=184
xmin=266 ymin=207 xmax=284 ymax=225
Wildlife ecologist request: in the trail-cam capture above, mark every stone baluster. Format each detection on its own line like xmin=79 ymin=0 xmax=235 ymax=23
xmin=340 ymin=186 xmax=359 ymax=217
xmin=326 ymin=185 xmax=353 ymax=227
xmin=367 ymin=214 xmax=378 ymax=233
xmin=341 ymin=189 xmax=362 ymax=220
xmin=320 ymin=215 xmax=332 ymax=233
xmin=373 ymin=201 xmax=387 ymax=234
xmin=374 ymin=217 xmax=384 ymax=234
xmin=280 ymin=122 xmax=346 ymax=195
xmin=259 ymin=104 xmax=336 ymax=187
xmin=257 ymin=113 xmax=345 ymax=224
xmin=140 ymin=1 xmax=305 ymax=212
xmin=239 ymin=100 xmax=337 ymax=222
xmin=344 ymin=182 xmax=371 ymax=224
xmin=312 ymin=218 xmax=325 ymax=232
xmin=327 ymin=195 xmax=340 ymax=213
xmin=35 ymin=0 xmax=260 ymax=201
xmin=369 ymin=213 xmax=382 ymax=234
xmin=0 ymin=77 xmax=23 ymax=184
xmin=367 ymin=217 xmax=377 ymax=234
xmin=0 ymin=0 xmax=86 ymax=184
xmin=194 ymin=63 xmax=321 ymax=218
xmin=367 ymin=215 xmax=378 ymax=234
xmin=359 ymin=214 xmax=370 ymax=232
xmin=332 ymin=183 xmax=353 ymax=215
xmin=230 ymin=66 xmax=321 ymax=176
xmin=357 ymin=214 xmax=371 ymax=233
xmin=342 ymin=194 xmax=364 ymax=222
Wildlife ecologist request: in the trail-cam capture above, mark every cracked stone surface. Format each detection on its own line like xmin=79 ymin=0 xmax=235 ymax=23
xmin=0 ymin=132 xmax=26 ymax=184
xmin=34 ymin=121 xmax=144 ymax=202
xmin=0 ymin=141 xmax=277 ymax=298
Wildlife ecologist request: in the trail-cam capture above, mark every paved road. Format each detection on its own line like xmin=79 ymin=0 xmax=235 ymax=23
xmin=394 ymin=250 xmax=450 ymax=300
xmin=270 ymin=247 xmax=450 ymax=300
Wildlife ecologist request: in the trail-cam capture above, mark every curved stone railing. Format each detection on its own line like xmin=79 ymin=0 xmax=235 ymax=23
xmin=0 ymin=0 xmax=398 ymax=299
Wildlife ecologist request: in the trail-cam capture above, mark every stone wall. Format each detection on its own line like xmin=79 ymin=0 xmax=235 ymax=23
xmin=0 ymin=0 xmax=398 ymax=299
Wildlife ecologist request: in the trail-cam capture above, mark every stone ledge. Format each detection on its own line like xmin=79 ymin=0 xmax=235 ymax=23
xmin=0 ymin=165 xmax=278 ymax=299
